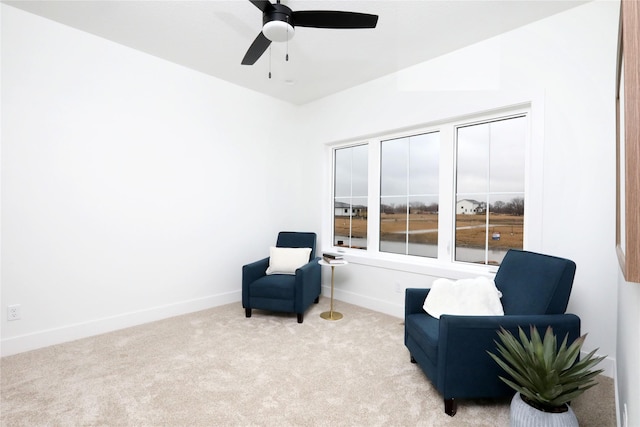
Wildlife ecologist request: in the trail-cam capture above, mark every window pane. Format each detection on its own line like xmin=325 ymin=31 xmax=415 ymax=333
xmin=380 ymin=196 xmax=407 ymax=254
xmin=409 ymin=133 xmax=440 ymax=195
xmin=456 ymin=124 xmax=489 ymax=195
xmin=351 ymin=144 xmax=369 ymax=197
xmin=455 ymin=116 xmax=526 ymax=265
xmin=334 ymin=200 xmax=351 ymax=247
xmin=334 ymin=199 xmax=368 ymax=249
xmin=454 ymin=195 xmax=488 ymax=264
xmin=489 ymin=118 xmax=526 ymax=193
xmin=380 ymin=139 xmax=407 ymax=196
xmin=334 ymin=145 xmax=368 ymax=250
xmin=408 ymin=195 xmax=438 ymax=257
xmin=334 ymin=148 xmax=352 ymax=198
xmin=380 ymin=132 xmax=439 ymax=257
xmin=487 ymin=194 xmax=524 ymax=264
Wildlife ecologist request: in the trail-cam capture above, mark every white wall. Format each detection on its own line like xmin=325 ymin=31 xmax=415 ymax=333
xmin=0 ymin=4 xmax=312 ymax=355
xmin=300 ymin=0 xmax=620 ymax=377
xmin=617 ymin=271 xmax=640 ymax=427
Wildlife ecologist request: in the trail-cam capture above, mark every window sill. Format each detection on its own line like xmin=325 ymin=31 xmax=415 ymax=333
xmin=325 ymin=248 xmax=499 ymax=279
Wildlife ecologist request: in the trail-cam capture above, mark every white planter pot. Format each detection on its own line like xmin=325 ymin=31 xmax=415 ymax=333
xmin=510 ymin=393 xmax=579 ymax=427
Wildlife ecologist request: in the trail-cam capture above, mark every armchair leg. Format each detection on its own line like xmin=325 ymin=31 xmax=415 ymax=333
xmin=410 ymin=355 xmax=416 ymax=363
xmin=297 ymin=313 xmax=303 ymax=323
xmin=245 ymin=308 xmax=251 ymax=318
xmin=314 ymin=296 xmax=319 ymax=304
xmin=444 ymin=398 xmax=457 ymax=417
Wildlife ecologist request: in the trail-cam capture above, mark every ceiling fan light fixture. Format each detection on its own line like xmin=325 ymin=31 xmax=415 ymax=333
xmin=263 ymin=20 xmax=295 ymax=42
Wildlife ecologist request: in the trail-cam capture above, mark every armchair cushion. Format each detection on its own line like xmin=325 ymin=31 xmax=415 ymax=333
xmin=265 ymin=246 xmax=312 ymax=275
xmin=423 ymin=276 xmax=503 ymax=319
xmin=249 ymin=274 xmax=296 ymax=299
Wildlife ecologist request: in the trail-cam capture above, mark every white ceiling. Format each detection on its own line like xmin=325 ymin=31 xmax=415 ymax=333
xmin=4 ymin=0 xmax=587 ymax=105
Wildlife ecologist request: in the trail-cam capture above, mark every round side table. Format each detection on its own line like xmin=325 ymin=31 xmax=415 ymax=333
xmin=318 ymin=259 xmax=348 ymax=321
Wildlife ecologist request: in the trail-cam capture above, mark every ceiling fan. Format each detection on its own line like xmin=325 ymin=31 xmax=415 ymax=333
xmin=241 ymin=0 xmax=379 ymax=65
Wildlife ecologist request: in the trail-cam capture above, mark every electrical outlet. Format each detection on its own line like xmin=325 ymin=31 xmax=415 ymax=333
xmin=394 ymin=282 xmax=403 ymax=293
xmin=7 ymin=304 xmax=21 ymax=321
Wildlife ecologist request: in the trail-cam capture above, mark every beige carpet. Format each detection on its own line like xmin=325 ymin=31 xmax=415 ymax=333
xmin=1 ymin=299 xmax=616 ymax=426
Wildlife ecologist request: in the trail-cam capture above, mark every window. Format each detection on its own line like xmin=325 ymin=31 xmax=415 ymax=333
xmin=330 ymin=107 xmax=529 ymax=268
xmin=334 ymin=144 xmax=368 ymax=249
xmin=455 ymin=116 xmax=526 ymax=265
xmin=380 ymin=132 xmax=440 ymax=257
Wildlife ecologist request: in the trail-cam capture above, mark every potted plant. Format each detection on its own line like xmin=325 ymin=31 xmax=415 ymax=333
xmin=488 ymin=326 xmax=605 ymax=427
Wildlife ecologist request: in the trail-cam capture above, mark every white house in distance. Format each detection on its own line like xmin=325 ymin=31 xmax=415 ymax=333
xmin=456 ymin=199 xmax=486 ymax=215
xmin=334 ymin=201 xmax=367 ymax=218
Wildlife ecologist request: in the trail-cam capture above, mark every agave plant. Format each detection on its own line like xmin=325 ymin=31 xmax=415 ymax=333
xmin=488 ymin=326 xmax=605 ymax=412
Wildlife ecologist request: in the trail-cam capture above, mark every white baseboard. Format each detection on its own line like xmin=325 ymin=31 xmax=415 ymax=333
xmin=0 ymin=291 xmax=241 ymax=357
xmin=587 ymin=352 xmax=616 ymax=379
xmin=324 ymin=285 xmax=404 ymax=319
xmin=613 ymin=364 xmax=622 ymax=427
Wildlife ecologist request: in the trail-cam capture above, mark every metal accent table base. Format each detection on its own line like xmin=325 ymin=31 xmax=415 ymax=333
xmin=320 ymin=310 xmax=343 ymax=321
xmin=318 ymin=260 xmax=347 ymax=321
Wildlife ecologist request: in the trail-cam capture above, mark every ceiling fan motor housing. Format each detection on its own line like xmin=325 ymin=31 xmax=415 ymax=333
xmin=262 ymin=3 xmax=295 ymax=42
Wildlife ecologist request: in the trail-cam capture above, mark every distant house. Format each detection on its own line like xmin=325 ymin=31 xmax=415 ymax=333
xmin=335 ymin=201 xmax=367 ymax=218
xmin=456 ymin=199 xmax=486 ymax=215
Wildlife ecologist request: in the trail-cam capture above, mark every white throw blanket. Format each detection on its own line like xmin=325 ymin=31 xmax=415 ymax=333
xmin=423 ymin=276 xmax=504 ymax=319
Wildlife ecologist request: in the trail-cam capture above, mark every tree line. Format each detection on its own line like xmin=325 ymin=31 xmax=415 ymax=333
xmin=380 ymin=197 xmax=524 ymax=216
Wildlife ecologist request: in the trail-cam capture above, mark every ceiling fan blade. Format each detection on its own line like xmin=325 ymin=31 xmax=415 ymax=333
xmin=249 ymin=0 xmax=274 ymax=13
xmin=241 ymin=32 xmax=272 ymax=65
xmin=292 ymin=11 xmax=378 ymax=29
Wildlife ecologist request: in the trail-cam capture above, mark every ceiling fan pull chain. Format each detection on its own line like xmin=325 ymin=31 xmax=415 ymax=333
xmin=268 ymin=46 xmax=272 ymax=79
xmin=286 ymin=17 xmax=289 ymax=61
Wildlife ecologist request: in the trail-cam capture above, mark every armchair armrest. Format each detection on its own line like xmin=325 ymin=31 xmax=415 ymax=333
xmin=405 ymin=288 xmax=430 ymax=316
xmin=242 ymin=257 xmax=269 ymax=306
xmin=294 ymin=257 xmax=322 ymax=310
xmin=243 ymin=257 xmax=269 ymax=284
xmin=296 ymin=257 xmax=321 ymax=276
xmin=439 ymin=313 xmax=581 ymax=360
xmin=436 ymin=313 xmax=581 ymax=398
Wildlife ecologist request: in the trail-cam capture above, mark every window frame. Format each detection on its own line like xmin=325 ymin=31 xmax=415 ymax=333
xmin=332 ymin=142 xmax=370 ymax=250
xmin=379 ymin=130 xmax=441 ymax=258
xmin=453 ymin=113 xmax=528 ymax=266
xmin=326 ymin=104 xmax=536 ymax=276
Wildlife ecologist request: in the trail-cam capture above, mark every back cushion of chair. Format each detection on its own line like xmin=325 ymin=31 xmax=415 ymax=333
xmin=276 ymin=232 xmax=317 ymax=260
xmin=494 ymin=250 xmax=576 ymax=315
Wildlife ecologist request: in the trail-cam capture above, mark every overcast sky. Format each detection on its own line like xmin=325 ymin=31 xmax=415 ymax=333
xmin=381 ymin=131 xmax=439 ymax=197
xmin=334 ymin=115 xmax=525 ymax=207
xmin=456 ymin=116 xmax=526 ymax=199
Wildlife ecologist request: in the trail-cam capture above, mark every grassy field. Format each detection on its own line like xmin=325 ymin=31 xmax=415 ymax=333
xmin=334 ymin=213 xmax=523 ymax=249
xmin=455 ymin=213 xmax=523 ymax=249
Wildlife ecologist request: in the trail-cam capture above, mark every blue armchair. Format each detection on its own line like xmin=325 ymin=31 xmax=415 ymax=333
xmin=242 ymin=232 xmax=321 ymax=323
xmin=404 ymin=249 xmax=580 ymax=416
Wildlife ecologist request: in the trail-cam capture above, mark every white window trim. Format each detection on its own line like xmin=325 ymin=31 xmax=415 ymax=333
xmin=324 ymin=102 xmax=542 ymax=278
